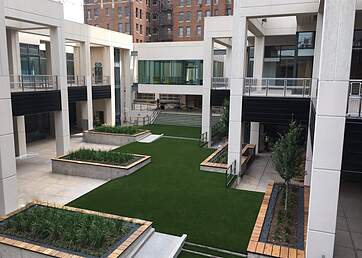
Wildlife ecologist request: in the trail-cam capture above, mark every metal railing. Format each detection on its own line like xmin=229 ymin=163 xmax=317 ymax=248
xmin=199 ymin=132 xmax=208 ymax=147
xmin=128 ymin=109 xmax=160 ymax=126
xmin=211 ymin=77 xmax=229 ymax=89
xmin=92 ymin=76 xmax=111 ymax=86
xmin=244 ymin=78 xmax=312 ymax=97
xmin=347 ymin=80 xmax=362 ymax=118
xmin=226 ymin=160 xmax=237 ymax=188
xmin=10 ymin=75 xmax=58 ymax=92
xmin=132 ymin=102 xmax=157 ymax=111
xmin=67 ymin=75 xmax=86 ymax=87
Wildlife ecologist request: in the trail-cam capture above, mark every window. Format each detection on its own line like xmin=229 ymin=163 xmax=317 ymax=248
xmin=186 ymin=12 xmax=191 ymax=21
xmin=205 ymin=0 xmax=211 ymax=5
xmin=94 ymin=7 xmax=99 ymax=17
xmin=105 ymin=7 xmax=109 ymax=16
xmin=118 ymin=6 xmax=122 ymax=16
xmin=180 ymin=0 xmax=184 ymax=6
xmin=186 ymin=26 xmax=191 ymax=37
xmin=205 ymin=10 xmax=211 ymax=17
xmin=138 ymin=60 xmax=203 ymax=85
xmin=226 ymin=8 xmax=232 ymax=16
xmin=178 ymin=27 xmax=183 ymax=37
xmin=179 ymin=11 xmax=184 ymax=21
xmin=125 ymin=22 xmax=130 ymax=33
xmin=197 ymin=11 xmax=202 ymax=22
xmin=297 ymin=32 xmax=315 ymax=57
xmin=186 ymin=0 xmax=191 ymax=6
xmin=118 ymin=23 xmax=123 ymax=32
xmin=196 ymin=26 xmax=202 ymax=35
xmin=198 ymin=0 xmax=202 ymax=4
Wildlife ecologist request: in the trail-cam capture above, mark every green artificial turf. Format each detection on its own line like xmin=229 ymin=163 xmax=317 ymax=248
xmin=69 ymin=138 xmax=263 ymax=254
xmin=141 ymin=124 xmax=201 ymax=139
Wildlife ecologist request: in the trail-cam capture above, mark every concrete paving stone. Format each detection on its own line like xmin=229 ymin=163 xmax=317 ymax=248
xmin=335 ymin=230 xmax=354 ymax=248
xmin=352 ymin=232 xmax=362 ymax=251
xmin=337 ymin=216 xmax=349 ymax=231
xmin=348 ymin=218 xmax=362 ymax=234
xmin=357 ymin=250 xmax=362 ymax=258
xmin=333 ymin=245 xmax=357 ymax=258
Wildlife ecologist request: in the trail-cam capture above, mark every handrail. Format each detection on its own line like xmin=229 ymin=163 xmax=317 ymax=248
xmin=132 ymin=102 xmax=157 ymax=111
xmin=211 ymin=77 xmax=229 ymax=89
xmin=9 ymin=75 xmax=58 ymax=92
xmin=244 ymin=77 xmax=312 ymax=98
xmin=67 ymin=75 xmax=86 ymax=87
xmin=226 ymin=160 xmax=237 ymax=188
xmin=347 ymin=80 xmax=362 ymax=118
xmin=199 ymin=132 xmax=208 ymax=147
xmin=92 ymin=75 xmax=111 ymax=86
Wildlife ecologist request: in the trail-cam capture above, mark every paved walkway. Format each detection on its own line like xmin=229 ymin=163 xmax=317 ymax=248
xmin=236 ymin=153 xmax=283 ymax=193
xmin=334 ymin=180 xmax=362 ymax=258
xmin=16 ymin=135 xmax=118 ymax=207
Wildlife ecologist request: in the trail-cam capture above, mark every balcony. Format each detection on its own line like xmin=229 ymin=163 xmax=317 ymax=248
xmin=92 ymin=75 xmax=111 ymax=86
xmin=244 ymin=78 xmax=312 ymax=98
xmin=67 ymin=75 xmax=86 ymax=87
xmin=211 ymin=77 xmax=229 ymax=89
xmin=347 ymin=80 xmax=362 ymax=118
xmin=10 ymin=75 xmax=58 ymax=92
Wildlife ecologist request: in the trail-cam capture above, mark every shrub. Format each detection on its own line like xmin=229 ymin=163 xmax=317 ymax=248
xmin=94 ymin=125 xmax=143 ymax=135
xmin=0 ymin=205 xmax=136 ymax=257
xmin=65 ymin=149 xmax=137 ymax=166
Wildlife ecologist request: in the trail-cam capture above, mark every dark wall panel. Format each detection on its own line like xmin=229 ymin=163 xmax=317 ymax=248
xmin=68 ymin=87 xmax=87 ymax=103
xmin=342 ymin=119 xmax=362 ymax=174
xmin=11 ymin=91 xmax=61 ymax=116
xmin=92 ymin=85 xmax=111 ymax=100
xmin=243 ymin=97 xmax=310 ymax=125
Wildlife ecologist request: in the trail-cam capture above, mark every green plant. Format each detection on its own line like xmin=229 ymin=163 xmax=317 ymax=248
xmin=220 ymin=98 xmax=230 ymax=137
xmin=65 ymin=148 xmax=137 ymax=166
xmin=94 ymin=125 xmax=143 ymax=135
xmin=272 ymin=121 xmax=304 ymax=211
xmin=0 ymin=205 xmax=135 ymax=257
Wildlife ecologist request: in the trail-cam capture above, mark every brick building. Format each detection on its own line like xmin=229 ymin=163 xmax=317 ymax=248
xmin=83 ymin=0 xmax=233 ymax=42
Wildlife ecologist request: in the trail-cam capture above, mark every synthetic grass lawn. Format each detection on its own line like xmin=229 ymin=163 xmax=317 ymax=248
xmin=141 ymin=124 xmax=201 ymax=139
xmin=69 ymin=138 xmax=263 ymax=253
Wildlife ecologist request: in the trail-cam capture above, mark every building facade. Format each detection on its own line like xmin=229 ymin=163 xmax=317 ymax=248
xmin=84 ymin=0 xmax=149 ymax=43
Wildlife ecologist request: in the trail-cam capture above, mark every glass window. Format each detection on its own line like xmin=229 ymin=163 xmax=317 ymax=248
xmin=205 ymin=10 xmax=211 ymax=17
xmin=297 ymin=32 xmax=314 ymax=49
xmin=186 ymin=26 xmax=191 ymax=37
xmin=138 ymin=60 xmax=203 ymax=85
xmin=196 ymin=26 xmax=202 ymax=35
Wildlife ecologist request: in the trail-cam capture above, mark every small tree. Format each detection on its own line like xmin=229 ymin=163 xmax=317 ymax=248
xmin=272 ymin=121 xmax=304 ymax=211
xmin=220 ymin=98 xmax=229 ymax=137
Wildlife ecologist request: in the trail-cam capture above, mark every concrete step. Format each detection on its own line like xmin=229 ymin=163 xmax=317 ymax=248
xmin=133 ymin=232 xmax=187 ymax=258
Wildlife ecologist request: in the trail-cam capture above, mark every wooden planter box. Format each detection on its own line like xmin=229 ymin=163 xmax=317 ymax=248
xmin=52 ymin=154 xmax=151 ymax=180
xmin=200 ymin=143 xmax=228 ymax=173
xmin=247 ymin=183 xmax=310 ymax=258
xmin=0 ymin=201 xmax=152 ymax=258
xmin=83 ymin=130 xmax=151 ymax=146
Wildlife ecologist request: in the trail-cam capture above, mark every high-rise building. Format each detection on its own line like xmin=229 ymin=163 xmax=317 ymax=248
xmin=83 ymin=0 xmax=233 ymax=42
xmin=173 ymin=0 xmax=233 ymax=41
xmin=84 ymin=0 xmax=149 ymax=43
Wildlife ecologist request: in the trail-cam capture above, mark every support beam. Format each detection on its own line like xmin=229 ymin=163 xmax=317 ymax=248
xmin=227 ymin=5 xmax=248 ymax=172
xmin=250 ymin=122 xmax=260 ymax=154
xmin=80 ymin=41 xmax=93 ymax=130
xmin=50 ymin=25 xmax=70 ymax=156
xmin=253 ymin=36 xmax=265 ymax=80
xmin=103 ymin=46 xmax=115 ymax=126
xmin=202 ymin=36 xmax=213 ymax=144
xmin=306 ymin=1 xmax=356 ymax=257
xmin=0 ymin=0 xmax=18 ymax=215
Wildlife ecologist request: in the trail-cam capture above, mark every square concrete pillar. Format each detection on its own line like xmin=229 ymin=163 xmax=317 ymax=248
xmin=13 ymin=116 xmax=27 ymax=157
xmin=227 ymin=13 xmax=248 ymax=172
xmin=50 ymin=26 xmax=70 ymax=156
xmin=253 ymin=36 xmax=265 ymax=83
xmin=202 ymin=36 xmax=213 ymax=144
xmin=0 ymin=0 xmax=18 ymax=215
xmin=121 ymin=49 xmax=132 ymax=125
xmin=250 ymin=122 xmax=260 ymax=154
xmin=104 ymin=46 xmax=115 ymax=126
xmin=306 ymin=1 xmax=356 ymax=257
xmin=80 ymin=41 xmax=93 ymax=130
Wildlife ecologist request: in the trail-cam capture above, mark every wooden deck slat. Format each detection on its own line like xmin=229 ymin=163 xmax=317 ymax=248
xmin=272 ymin=245 xmax=281 ymax=257
xmin=256 ymin=242 xmax=265 ymax=253
xmin=264 ymin=243 xmax=273 ymax=256
xmin=247 ymin=240 xmax=258 ymax=253
xmin=280 ymin=246 xmax=289 ymax=258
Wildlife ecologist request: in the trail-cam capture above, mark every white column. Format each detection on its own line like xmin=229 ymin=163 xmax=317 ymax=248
xmin=304 ymin=129 xmax=312 ymax=186
xmin=306 ymin=1 xmax=356 ymax=257
xmin=227 ymin=3 xmax=248 ymax=172
xmin=224 ymin=47 xmax=232 ymax=78
xmin=202 ymin=36 xmax=213 ymax=144
xmin=80 ymin=41 xmax=93 ymax=130
xmin=250 ymin=122 xmax=260 ymax=154
xmin=253 ymin=36 xmax=265 ymax=81
xmin=103 ymin=46 xmax=115 ymax=126
xmin=0 ymin=0 xmax=18 ymax=215
xmin=122 ymin=49 xmax=132 ymax=125
xmin=13 ymin=116 xmax=27 ymax=157
xmin=50 ymin=25 xmax=70 ymax=156
xmin=6 ymin=29 xmax=27 ymax=157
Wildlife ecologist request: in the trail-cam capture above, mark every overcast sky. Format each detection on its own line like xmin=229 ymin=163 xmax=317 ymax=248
xmin=57 ymin=0 xmax=84 ymax=23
